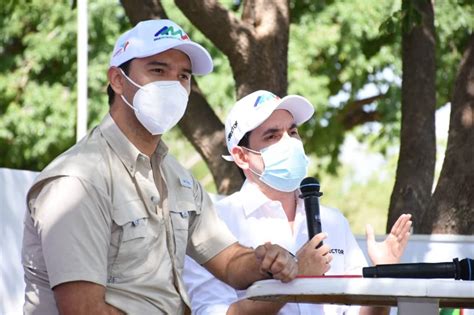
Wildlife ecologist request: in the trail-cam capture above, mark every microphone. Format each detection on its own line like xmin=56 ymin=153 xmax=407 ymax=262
xmin=362 ymin=258 xmax=474 ymax=280
xmin=299 ymin=177 xmax=323 ymax=247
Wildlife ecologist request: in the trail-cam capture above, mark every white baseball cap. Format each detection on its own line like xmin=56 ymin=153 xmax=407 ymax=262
xmin=109 ymin=19 xmax=213 ymax=75
xmin=223 ymin=90 xmax=315 ymax=161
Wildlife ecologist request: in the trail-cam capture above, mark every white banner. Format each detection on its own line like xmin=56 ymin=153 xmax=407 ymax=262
xmin=1 ymin=167 xmax=472 ymax=314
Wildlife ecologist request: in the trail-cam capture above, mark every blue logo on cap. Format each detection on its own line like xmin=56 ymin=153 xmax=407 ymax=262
xmin=253 ymin=92 xmax=279 ymax=107
xmin=154 ymin=26 xmax=189 ymax=41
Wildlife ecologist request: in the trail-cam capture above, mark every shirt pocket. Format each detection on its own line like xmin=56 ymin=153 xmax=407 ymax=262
xmin=170 ymin=188 xmax=200 ymax=269
xmin=109 ymin=201 xmax=153 ymax=280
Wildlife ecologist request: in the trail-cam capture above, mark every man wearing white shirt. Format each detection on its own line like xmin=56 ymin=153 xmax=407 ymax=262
xmin=183 ymin=90 xmax=412 ymax=315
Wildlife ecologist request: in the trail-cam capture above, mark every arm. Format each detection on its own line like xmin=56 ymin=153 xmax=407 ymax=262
xmin=203 ymin=242 xmax=297 ymax=290
xmin=54 ymin=281 xmax=124 ymax=315
xmin=205 ymin=243 xmax=292 ymax=315
xmin=227 ymin=300 xmax=284 ymax=315
xmin=31 ymin=177 xmax=114 ymax=313
xmin=184 ymin=253 xmax=285 ymax=315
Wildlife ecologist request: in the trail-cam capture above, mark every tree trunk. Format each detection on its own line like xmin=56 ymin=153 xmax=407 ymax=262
xmin=120 ymin=0 xmax=166 ymax=24
xmin=387 ymin=0 xmax=436 ymax=232
xmin=172 ymin=0 xmax=291 ymax=192
xmin=179 ymin=81 xmax=243 ymax=194
xmin=121 ymin=0 xmax=243 ymax=194
xmin=174 ymin=0 xmax=290 ymax=99
xmin=420 ymin=34 xmax=474 ymax=234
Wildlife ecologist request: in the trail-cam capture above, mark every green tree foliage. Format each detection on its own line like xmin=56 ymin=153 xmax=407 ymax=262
xmin=1 ymin=0 xmax=472 ymax=182
xmin=0 ymin=0 xmax=128 ymax=170
xmin=1 ymin=1 xmax=75 ymax=170
xmin=289 ymin=0 xmax=473 ymax=175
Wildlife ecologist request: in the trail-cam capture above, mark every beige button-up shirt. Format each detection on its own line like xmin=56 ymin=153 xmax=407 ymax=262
xmin=22 ymin=113 xmax=236 ymax=314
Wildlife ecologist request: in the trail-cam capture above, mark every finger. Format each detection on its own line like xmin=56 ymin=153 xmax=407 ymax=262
xmin=398 ymin=214 xmax=413 ymax=238
xmin=316 ymin=243 xmax=331 ymax=256
xmin=259 ymin=244 xmax=280 ymax=275
xmin=398 ymin=222 xmax=411 ymax=246
xmin=322 ymin=254 xmax=332 ymax=274
xmin=276 ymin=264 xmax=298 ymax=283
xmin=397 ymin=219 xmax=412 ymax=241
xmin=263 ymin=243 xmax=284 ymax=277
xmin=270 ymin=250 xmax=297 ymax=282
xmin=308 ymin=232 xmax=328 ymax=249
xmin=394 ymin=214 xmax=413 ymax=234
xmin=298 ymin=233 xmax=326 ymax=254
xmin=267 ymin=248 xmax=287 ymax=276
xmin=254 ymin=244 xmax=268 ymax=261
xmin=268 ymin=246 xmax=293 ymax=273
xmin=392 ymin=213 xmax=412 ymax=236
xmin=390 ymin=214 xmax=405 ymax=235
xmin=323 ymin=263 xmax=331 ymax=274
xmin=399 ymin=231 xmax=410 ymax=251
xmin=365 ymin=223 xmax=375 ymax=244
xmin=274 ymin=261 xmax=297 ymax=282
xmin=324 ymin=253 xmax=333 ymax=264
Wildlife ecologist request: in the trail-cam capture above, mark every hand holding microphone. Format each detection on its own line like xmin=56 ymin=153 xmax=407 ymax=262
xmin=296 ymin=232 xmax=332 ymax=276
xmin=298 ymin=177 xmax=334 ymax=275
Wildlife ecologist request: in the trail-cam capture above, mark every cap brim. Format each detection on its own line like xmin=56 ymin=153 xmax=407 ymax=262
xmin=110 ymin=39 xmax=213 ymax=75
xmin=172 ymin=42 xmax=213 ymax=75
xmin=276 ymin=95 xmax=315 ymax=125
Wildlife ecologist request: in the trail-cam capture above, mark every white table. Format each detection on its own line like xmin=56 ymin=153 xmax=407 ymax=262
xmin=245 ymin=276 xmax=474 ymax=315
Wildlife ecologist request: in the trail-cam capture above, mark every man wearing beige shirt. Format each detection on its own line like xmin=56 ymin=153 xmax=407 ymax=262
xmin=21 ymin=19 xmax=297 ymax=315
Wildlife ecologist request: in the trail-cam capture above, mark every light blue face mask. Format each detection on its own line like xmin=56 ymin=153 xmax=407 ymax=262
xmin=245 ymin=136 xmax=309 ymax=192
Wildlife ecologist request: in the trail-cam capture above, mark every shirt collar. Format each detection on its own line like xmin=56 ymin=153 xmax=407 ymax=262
xmin=99 ymin=113 xmax=168 ymax=177
xmin=152 ymin=139 xmax=169 ymax=168
xmin=241 ymin=180 xmax=305 ymax=217
xmin=241 ymin=180 xmax=271 ymax=216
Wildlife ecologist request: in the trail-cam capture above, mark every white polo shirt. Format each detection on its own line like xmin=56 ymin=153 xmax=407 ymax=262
xmin=183 ymin=180 xmax=368 ymax=315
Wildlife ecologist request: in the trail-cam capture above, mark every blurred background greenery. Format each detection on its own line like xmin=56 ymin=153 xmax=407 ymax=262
xmin=0 ymin=0 xmax=471 ymax=234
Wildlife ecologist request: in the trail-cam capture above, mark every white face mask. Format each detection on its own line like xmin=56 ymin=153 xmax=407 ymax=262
xmin=119 ymin=70 xmax=189 ymax=135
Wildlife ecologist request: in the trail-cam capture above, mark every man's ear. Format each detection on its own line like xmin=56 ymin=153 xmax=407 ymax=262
xmin=231 ymin=146 xmax=249 ymax=170
xmin=108 ymin=67 xmax=125 ymax=95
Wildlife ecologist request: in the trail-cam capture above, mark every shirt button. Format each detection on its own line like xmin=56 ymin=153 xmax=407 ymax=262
xmin=151 ymin=196 xmax=160 ymax=204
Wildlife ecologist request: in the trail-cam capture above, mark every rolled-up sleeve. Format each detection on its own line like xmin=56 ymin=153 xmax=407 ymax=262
xmin=186 ymin=181 xmax=236 ymax=265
